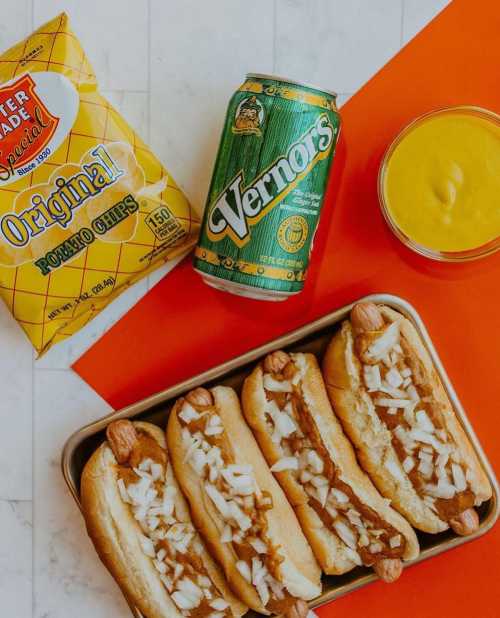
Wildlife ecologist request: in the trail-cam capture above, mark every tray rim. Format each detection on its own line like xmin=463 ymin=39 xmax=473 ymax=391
xmin=61 ymin=292 xmax=500 ymax=614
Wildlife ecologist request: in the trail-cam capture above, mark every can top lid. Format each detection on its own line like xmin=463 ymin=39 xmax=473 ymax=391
xmin=246 ymin=73 xmax=338 ymax=98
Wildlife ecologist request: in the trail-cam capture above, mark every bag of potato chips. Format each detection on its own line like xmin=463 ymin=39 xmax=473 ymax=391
xmin=0 ymin=13 xmax=199 ymax=354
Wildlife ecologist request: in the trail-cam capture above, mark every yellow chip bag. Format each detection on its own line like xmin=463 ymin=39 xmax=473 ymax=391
xmin=0 ymin=13 xmax=200 ymax=354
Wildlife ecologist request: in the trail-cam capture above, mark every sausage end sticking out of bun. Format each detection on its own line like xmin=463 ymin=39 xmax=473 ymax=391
xmin=167 ymin=385 xmax=322 ymax=616
xmin=323 ymin=302 xmax=492 ymax=537
xmin=81 ymin=420 xmax=247 ymax=618
xmin=242 ymin=351 xmax=419 ymax=583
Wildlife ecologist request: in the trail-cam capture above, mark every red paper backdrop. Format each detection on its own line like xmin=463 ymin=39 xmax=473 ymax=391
xmin=74 ymin=1 xmax=500 ymax=616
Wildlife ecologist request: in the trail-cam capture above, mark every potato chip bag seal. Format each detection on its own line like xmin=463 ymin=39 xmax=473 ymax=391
xmin=0 ymin=13 xmax=199 ymax=354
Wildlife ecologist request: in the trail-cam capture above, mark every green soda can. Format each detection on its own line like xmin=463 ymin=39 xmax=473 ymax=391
xmin=193 ymin=73 xmax=341 ymax=301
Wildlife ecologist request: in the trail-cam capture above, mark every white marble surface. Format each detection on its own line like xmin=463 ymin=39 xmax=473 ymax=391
xmin=0 ymin=1 xmax=449 ymax=616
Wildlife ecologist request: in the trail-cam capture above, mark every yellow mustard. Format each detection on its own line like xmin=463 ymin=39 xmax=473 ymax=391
xmin=381 ymin=109 xmax=500 ymax=253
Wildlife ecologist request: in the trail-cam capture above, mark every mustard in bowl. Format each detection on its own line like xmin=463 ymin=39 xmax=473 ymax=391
xmin=379 ymin=106 xmax=500 ymax=261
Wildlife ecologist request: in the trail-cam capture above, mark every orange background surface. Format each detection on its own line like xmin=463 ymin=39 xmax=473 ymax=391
xmin=74 ymin=1 xmax=500 ymax=616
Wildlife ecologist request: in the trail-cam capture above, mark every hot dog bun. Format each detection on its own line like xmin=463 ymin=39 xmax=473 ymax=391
xmin=323 ymin=303 xmax=492 ymax=534
xmin=242 ymin=352 xmax=419 ymax=580
xmin=81 ymin=421 xmax=246 ymax=618
xmin=167 ymin=386 xmax=322 ymax=615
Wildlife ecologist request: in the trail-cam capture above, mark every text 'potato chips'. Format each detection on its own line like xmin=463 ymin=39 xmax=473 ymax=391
xmin=0 ymin=13 xmax=199 ymax=354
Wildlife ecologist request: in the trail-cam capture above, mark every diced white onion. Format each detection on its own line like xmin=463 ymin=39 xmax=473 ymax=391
xmin=221 ymin=469 xmax=253 ymax=490
xmin=418 ymin=450 xmax=434 ymax=464
xmin=138 ymin=458 xmax=153 ymax=472
xmin=177 ymin=577 xmax=203 ymax=603
xmin=307 ymin=450 xmax=324 ymax=474
xmin=401 ymin=368 xmax=412 ymax=378
xmin=331 ymin=488 xmax=349 ymax=504
xmin=209 ymin=414 xmax=222 ymax=427
xmin=452 ymin=464 xmax=467 ymax=492
xmin=157 ymin=548 xmax=166 ymax=562
xmin=117 ymin=478 xmax=130 ymax=503
xmin=407 ymin=385 xmax=420 ymax=401
xmin=402 ymin=400 xmax=417 ymax=425
xmin=160 ymin=574 xmax=173 ymax=592
xmin=263 ymin=375 xmax=292 ymax=393
xmin=385 ymin=458 xmax=405 ymax=481
xmin=369 ymin=541 xmax=383 ymax=554
xmin=275 ymin=411 xmax=297 ymax=438
xmin=386 ymin=368 xmax=404 ymax=388
xmin=172 ymin=591 xmax=198 ymax=611
xmin=251 ymin=557 xmax=266 ymax=585
xmin=249 ymin=537 xmax=268 ymax=554
xmin=256 ymin=579 xmax=270 ymax=607
xmin=359 ymin=532 xmax=370 ymax=547
xmin=363 ymin=364 xmax=382 ymax=391
xmin=150 ymin=463 xmax=163 ymax=481
xmin=171 ymin=590 xmax=199 ymax=610
xmin=300 ymin=470 xmax=313 ymax=484
xmin=175 ymin=565 xmax=186 ymax=583
xmin=153 ymin=559 xmax=167 ymax=574
xmin=210 ymin=598 xmax=230 ymax=611
xmin=207 ymin=446 xmax=224 ymax=468
xmin=333 ymin=520 xmax=357 ymax=549
xmin=375 ymin=397 xmax=410 ymax=408
xmin=205 ymin=426 xmax=224 ymax=436
xmin=270 ymin=456 xmax=299 ymax=472
xmin=379 ymin=384 xmax=407 ymax=398
xmin=466 ymin=468 xmax=476 ymax=485
xmin=402 ymin=456 xmax=415 ymax=473
xmin=346 ymin=508 xmax=364 ymax=528
xmin=220 ymin=524 xmax=232 ymax=543
xmin=425 ymin=480 xmax=456 ymax=499
xmin=191 ymin=449 xmax=208 ymax=474
xmin=311 ymin=475 xmax=329 ymax=488
xmin=389 ymin=534 xmax=401 ymax=548
xmin=436 ymin=453 xmax=449 ymax=470
xmin=228 ymin=501 xmax=252 ymax=531
xmin=394 ymin=426 xmax=416 ymax=453
xmin=325 ymin=504 xmax=338 ymax=519
xmin=205 ymin=483 xmax=229 ymax=518
xmin=418 ymin=459 xmax=433 ymax=479
xmin=416 ymin=410 xmax=435 ymax=433
xmin=409 ymin=428 xmax=436 ymax=446
xmin=387 ymin=407 xmax=397 ymax=415
xmin=183 ymin=433 xmax=202 ymax=463
xmin=436 ymin=429 xmax=447 ymax=442
xmin=316 ymin=485 xmax=329 ymax=507
xmin=264 ymin=399 xmax=282 ymax=422
xmin=367 ymin=322 xmax=399 ymax=360
xmin=198 ymin=575 xmax=212 ymax=588
xmin=344 ymin=547 xmax=362 ymax=566
xmin=140 ymin=535 xmax=156 ymax=557
xmin=236 ymin=560 xmax=252 ymax=583
xmin=179 ymin=403 xmax=201 ymax=424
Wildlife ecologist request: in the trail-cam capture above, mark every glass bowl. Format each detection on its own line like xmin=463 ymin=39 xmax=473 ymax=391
xmin=378 ymin=106 xmax=500 ymax=262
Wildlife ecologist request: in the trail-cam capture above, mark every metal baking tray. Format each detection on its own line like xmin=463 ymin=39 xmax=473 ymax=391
xmin=62 ymin=293 xmax=499 ymax=617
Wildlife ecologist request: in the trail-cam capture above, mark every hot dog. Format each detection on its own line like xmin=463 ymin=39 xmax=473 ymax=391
xmin=242 ymin=352 xmax=419 ymax=582
xmin=167 ymin=386 xmax=322 ymax=616
xmin=323 ymin=302 xmax=492 ymax=535
xmin=81 ymin=420 xmax=247 ymax=618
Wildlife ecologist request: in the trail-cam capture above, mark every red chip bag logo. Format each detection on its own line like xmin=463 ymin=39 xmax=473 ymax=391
xmin=0 ymin=74 xmax=59 ymax=180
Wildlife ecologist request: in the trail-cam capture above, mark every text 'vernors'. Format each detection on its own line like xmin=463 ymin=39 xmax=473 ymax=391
xmin=207 ymin=114 xmax=335 ymax=246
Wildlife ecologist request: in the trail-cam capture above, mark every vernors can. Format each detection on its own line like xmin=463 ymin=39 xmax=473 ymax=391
xmin=193 ymin=73 xmax=341 ymax=301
